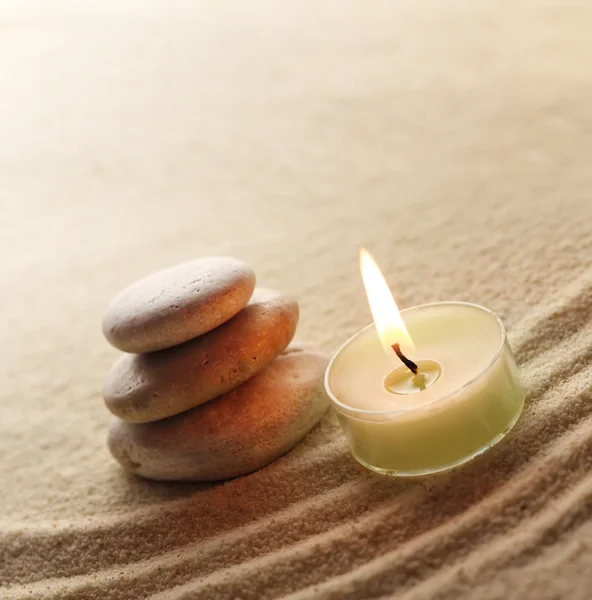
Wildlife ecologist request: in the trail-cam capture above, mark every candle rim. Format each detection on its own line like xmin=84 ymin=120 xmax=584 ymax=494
xmin=324 ymin=301 xmax=508 ymax=418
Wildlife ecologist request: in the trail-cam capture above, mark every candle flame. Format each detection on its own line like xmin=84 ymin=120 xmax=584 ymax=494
xmin=359 ymin=248 xmax=415 ymax=354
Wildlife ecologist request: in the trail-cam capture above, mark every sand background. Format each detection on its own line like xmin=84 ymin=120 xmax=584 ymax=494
xmin=1 ymin=1 xmax=591 ymax=598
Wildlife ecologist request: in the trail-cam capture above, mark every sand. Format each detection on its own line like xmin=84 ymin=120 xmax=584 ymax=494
xmin=1 ymin=1 xmax=591 ymax=598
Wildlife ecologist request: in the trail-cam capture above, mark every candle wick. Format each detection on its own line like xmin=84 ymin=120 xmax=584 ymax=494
xmin=391 ymin=343 xmax=419 ymax=375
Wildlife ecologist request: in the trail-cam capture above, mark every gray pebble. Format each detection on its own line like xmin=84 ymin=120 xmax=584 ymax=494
xmin=103 ymin=257 xmax=256 ymax=353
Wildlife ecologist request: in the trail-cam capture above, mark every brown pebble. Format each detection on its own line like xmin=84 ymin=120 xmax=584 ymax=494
xmin=107 ymin=343 xmax=329 ymax=481
xmin=103 ymin=288 xmax=299 ymax=422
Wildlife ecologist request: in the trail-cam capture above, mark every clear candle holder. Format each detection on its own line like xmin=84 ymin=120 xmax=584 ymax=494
xmin=325 ymin=302 xmax=525 ymax=477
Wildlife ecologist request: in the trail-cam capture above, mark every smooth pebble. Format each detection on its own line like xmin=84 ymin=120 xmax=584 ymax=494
xmin=102 ymin=257 xmax=256 ymax=353
xmin=107 ymin=343 xmax=330 ymax=481
xmin=103 ymin=288 xmax=298 ymax=422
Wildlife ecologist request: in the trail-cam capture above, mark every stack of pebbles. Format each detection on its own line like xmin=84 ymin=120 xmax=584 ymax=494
xmin=102 ymin=257 xmax=329 ymax=481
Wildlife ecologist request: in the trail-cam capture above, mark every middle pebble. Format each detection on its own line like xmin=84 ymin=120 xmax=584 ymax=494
xmin=103 ymin=288 xmax=298 ymax=423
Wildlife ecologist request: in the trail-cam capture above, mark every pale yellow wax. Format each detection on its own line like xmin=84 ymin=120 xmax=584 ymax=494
xmin=325 ymin=302 xmax=525 ymax=476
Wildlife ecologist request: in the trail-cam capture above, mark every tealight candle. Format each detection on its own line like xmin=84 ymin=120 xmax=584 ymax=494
xmin=325 ymin=250 xmax=525 ymax=476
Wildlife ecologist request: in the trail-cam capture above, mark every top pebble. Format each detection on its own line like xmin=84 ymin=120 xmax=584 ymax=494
xmin=102 ymin=257 xmax=256 ymax=353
